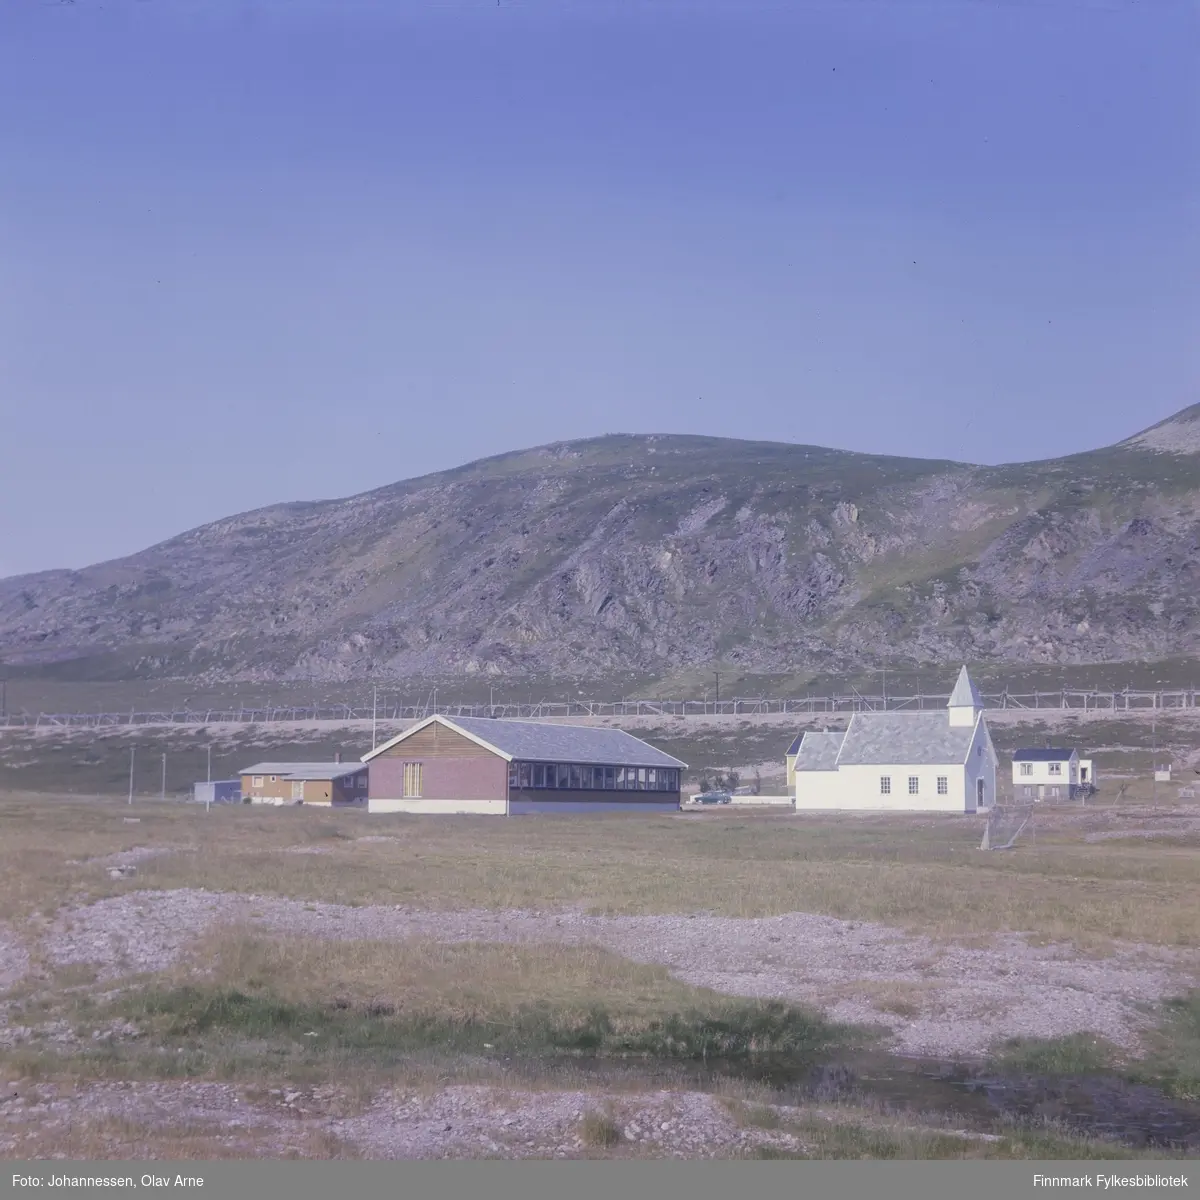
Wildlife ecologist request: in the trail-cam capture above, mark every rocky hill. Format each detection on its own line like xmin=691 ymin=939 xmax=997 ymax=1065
xmin=2 ymin=406 xmax=1199 ymax=683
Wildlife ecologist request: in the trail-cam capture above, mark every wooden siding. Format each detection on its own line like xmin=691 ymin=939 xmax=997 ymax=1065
xmin=241 ymin=772 xmax=293 ymax=803
xmin=302 ymin=779 xmax=334 ymax=804
xmin=369 ymin=754 xmax=507 ymax=803
xmin=375 ymin=722 xmax=499 ymax=760
xmin=241 ymin=769 xmax=367 ymax=806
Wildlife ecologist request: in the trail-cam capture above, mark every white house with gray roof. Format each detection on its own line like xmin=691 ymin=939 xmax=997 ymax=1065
xmin=793 ymin=666 xmax=997 ymax=813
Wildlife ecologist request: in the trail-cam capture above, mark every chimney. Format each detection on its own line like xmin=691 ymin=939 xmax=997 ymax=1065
xmin=335 ymin=751 xmax=341 ymax=764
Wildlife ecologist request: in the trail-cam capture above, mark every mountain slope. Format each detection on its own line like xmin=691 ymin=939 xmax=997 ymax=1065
xmin=2 ymin=409 xmax=1199 ymax=682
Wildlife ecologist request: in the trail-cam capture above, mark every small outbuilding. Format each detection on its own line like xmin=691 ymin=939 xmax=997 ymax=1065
xmin=239 ymin=762 xmax=369 ymax=807
xmin=1011 ymin=748 xmax=1082 ymax=801
xmin=361 ymin=715 xmax=686 ymax=815
xmin=193 ymin=779 xmax=241 ymax=805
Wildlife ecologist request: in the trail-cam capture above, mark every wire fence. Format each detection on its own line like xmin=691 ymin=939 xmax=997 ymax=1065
xmin=2 ymin=687 xmax=1197 ymax=729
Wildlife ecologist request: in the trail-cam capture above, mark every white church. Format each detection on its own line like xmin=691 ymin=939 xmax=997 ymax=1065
xmin=792 ymin=666 xmax=997 ymax=813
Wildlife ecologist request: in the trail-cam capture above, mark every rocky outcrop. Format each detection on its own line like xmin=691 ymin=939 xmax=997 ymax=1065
xmin=1 ymin=409 xmax=1199 ymax=682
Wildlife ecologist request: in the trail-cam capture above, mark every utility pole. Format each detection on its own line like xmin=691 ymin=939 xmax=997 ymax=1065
xmin=714 ymin=673 xmax=720 ymax=705
xmin=372 ymin=685 xmax=378 ymax=751
xmin=161 ymin=753 xmax=166 ymax=801
xmin=1152 ymin=710 xmax=1157 ymax=807
xmin=128 ymin=745 xmax=135 ymax=805
xmin=207 ymin=744 xmax=212 ymax=783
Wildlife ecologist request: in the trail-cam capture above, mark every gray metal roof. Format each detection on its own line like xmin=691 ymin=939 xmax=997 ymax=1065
xmin=834 ymin=712 xmax=978 ymax=766
xmin=794 ymin=731 xmax=845 ymax=772
xmin=947 ymin=666 xmax=984 ymax=710
xmin=442 ymin=716 xmax=687 ymax=769
xmin=239 ymin=762 xmax=366 ymax=780
xmin=1012 ymin=747 xmax=1077 ymax=762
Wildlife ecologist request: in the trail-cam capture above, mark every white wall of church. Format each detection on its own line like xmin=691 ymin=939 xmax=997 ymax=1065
xmin=964 ymin=717 xmax=997 ymax=812
xmin=795 ymin=763 xmax=969 ymax=812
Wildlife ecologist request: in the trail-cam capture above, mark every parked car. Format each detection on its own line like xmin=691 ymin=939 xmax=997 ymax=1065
xmin=692 ymin=791 xmax=732 ymax=805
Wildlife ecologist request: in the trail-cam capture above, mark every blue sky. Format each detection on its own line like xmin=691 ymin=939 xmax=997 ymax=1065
xmin=1 ymin=0 xmax=1197 ymax=578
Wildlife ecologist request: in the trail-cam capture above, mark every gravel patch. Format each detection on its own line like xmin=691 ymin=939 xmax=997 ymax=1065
xmin=0 ymin=927 xmax=29 ymax=994
xmin=42 ymin=890 xmax=1200 ymax=1057
xmin=1084 ymin=822 xmax=1200 ymax=844
xmin=0 ymin=1079 xmax=811 ymax=1160
xmin=339 ymin=1085 xmax=797 ymax=1159
xmin=0 ymin=1079 xmax=321 ymax=1159
xmin=0 ymin=1018 xmax=139 ymax=1050
xmin=88 ymin=847 xmax=179 ymax=869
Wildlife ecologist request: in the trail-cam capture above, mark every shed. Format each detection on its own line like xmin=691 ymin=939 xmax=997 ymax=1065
xmin=192 ymin=779 xmax=242 ymax=805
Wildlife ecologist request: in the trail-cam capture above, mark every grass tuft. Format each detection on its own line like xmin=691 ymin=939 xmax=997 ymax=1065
xmin=578 ymin=1109 xmax=623 ymax=1148
xmin=990 ymin=1033 xmax=1121 ymax=1077
xmin=1136 ymin=991 xmax=1200 ymax=1101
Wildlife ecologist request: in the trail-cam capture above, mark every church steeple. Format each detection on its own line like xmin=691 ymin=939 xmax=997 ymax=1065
xmin=947 ymin=665 xmax=983 ymax=727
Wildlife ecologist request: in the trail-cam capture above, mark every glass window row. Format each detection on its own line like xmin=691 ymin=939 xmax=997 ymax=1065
xmin=508 ymin=762 xmax=680 ymax=792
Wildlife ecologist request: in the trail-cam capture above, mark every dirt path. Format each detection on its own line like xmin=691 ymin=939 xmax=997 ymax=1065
xmin=40 ymin=889 xmax=1200 ymax=1056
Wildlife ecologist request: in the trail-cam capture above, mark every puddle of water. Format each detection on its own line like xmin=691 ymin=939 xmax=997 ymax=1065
xmin=762 ymin=1054 xmax=1200 ymax=1151
xmin=545 ymin=1051 xmax=1200 ymax=1150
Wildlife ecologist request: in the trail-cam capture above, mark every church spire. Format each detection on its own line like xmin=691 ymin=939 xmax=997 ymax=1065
xmin=947 ymin=665 xmax=983 ymax=727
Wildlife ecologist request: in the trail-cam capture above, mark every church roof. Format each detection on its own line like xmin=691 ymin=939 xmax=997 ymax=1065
xmin=835 ymin=712 xmax=980 ymax=767
xmin=793 ymin=731 xmax=846 ymax=771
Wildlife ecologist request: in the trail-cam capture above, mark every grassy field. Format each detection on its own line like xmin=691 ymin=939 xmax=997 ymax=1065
xmin=2 ymin=792 xmax=1198 ymax=1158
xmin=2 ymin=789 xmax=1199 ymax=945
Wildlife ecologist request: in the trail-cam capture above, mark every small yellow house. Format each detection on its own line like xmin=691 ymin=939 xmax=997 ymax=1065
xmin=239 ymin=762 xmax=369 ymax=807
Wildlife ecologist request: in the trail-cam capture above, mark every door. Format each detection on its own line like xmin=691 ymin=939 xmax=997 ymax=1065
xmin=291 ymin=781 xmax=304 ymax=801
xmin=976 ymin=778 xmax=986 ymax=811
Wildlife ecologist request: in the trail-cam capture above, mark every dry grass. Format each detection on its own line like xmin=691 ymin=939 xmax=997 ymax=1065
xmin=178 ymin=928 xmax=724 ymax=1019
xmin=577 ymin=1107 xmax=623 ymax=1148
xmin=2 ymin=930 xmax=854 ymax=1091
xmin=723 ymin=1099 xmax=1159 ymax=1160
xmin=3 ymin=792 xmax=1200 ymax=948
xmin=1 ymin=1113 xmax=362 ymax=1160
